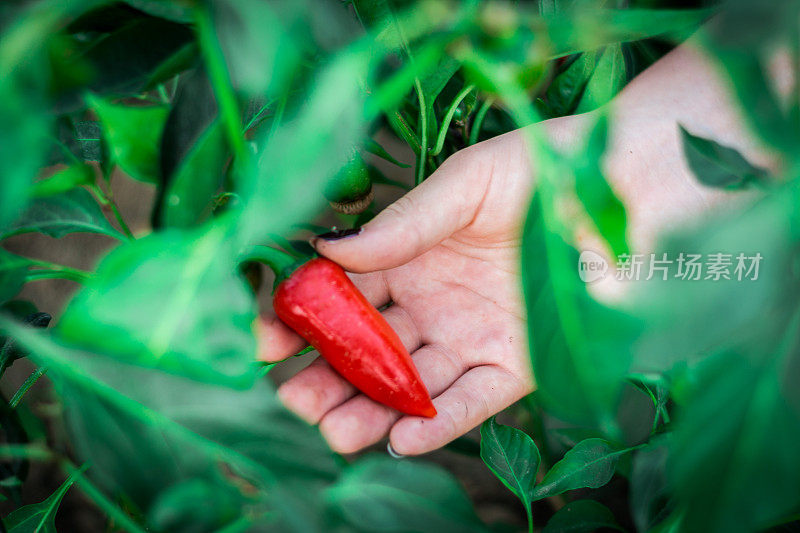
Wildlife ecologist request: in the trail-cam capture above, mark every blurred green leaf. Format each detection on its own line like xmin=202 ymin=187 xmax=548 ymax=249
xmin=479 ymin=416 xmax=539 ymax=527
xmin=31 ymin=164 xmax=95 ymax=198
xmin=680 ymin=125 xmax=769 ymax=189
xmin=630 ymin=438 xmax=673 ymax=532
xmin=533 ymin=439 xmax=623 ymax=500
xmin=0 ymin=251 xmax=31 ymax=305
xmin=122 ymin=0 xmax=194 ymax=23
xmin=3 ymin=467 xmax=79 ymax=533
xmin=327 ymin=456 xmax=488 ymax=533
xmin=574 ymin=115 xmax=628 ymax=257
xmin=58 ymin=227 xmax=256 ymax=385
xmin=0 ymin=322 xmax=340 ymax=532
xmin=542 ymin=499 xmax=623 ymax=533
xmin=0 ymin=188 xmax=122 ymax=241
xmin=544 ymin=8 xmax=714 ymax=57
xmin=79 ymin=16 xmax=194 ymax=96
xmin=88 ymin=95 xmax=169 ymax=184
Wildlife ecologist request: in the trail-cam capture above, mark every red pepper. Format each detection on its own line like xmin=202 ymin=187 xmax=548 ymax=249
xmin=273 ymin=257 xmax=436 ymax=418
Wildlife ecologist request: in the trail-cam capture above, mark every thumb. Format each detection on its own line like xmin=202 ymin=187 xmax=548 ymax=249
xmin=312 ymin=150 xmax=489 ymax=273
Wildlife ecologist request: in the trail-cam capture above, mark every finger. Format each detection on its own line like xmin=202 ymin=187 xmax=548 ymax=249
xmin=318 ymin=344 xmax=465 ymax=454
xmin=277 ymin=357 xmax=355 ymax=424
xmin=276 ymin=305 xmax=424 ymax=425
xmin=256 ymin=271 xmax=389 ymax=362
xmin=389 ymin=364 xmax=531 ymax=456
xmin=255 ymin=315 xmax=307 ymax=362
xmin=312 ymin=150 xmax=490 ymax=273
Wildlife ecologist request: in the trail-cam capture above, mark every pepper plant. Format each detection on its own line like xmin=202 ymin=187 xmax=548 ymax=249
xmin=1 ymin=0 xmax=798 ymax=532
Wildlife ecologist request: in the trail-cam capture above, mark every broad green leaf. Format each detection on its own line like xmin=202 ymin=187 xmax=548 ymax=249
xmin=327 ymin=456 xmax=488 ymax=533
xmin=544 ymin=8 xmax=714 ymax=57
xmin=88 ymin=95 xmax=169 ymax=184
xmin=0 ymin=188 xmax=122 ymax=241
xmin=679 ymin=125 xmax=769 ymax=189
xmin=3 ymin=468 xmax=79 ymax=533
xmin=533 ymin=439 xmax=622 ymax=500
xmin=575 ymin=43 xmax=626 ymax=113
xmin=80 ymin=16 xmax=194 ymax=96
xmin=162 ymin=122 xmax=228 ymax=228
xmin=543 ymin=499 xmax=623 ymax=533
xmin=0 ymin=322 xmax=339 ymax=532
xmin=574 ymin=115 xmax=628 ymax=257
xmin=238 ymin=46 xmax=370 ymax=242
xmin=522 ymin=193 xmax=637 ymax=431
xmin=31 ymin=164 xmax=94 ymax=198
xmin=157 ymin=69 xmax=228 ymax=228
xmin=479 ymin=417 xmax=540 ymax=520
xmin=0 ymin=251 xmax=30 ymax=305
xmin=58 ymin=227 xmax=256 ymax=386
xmin=213 ymin=0 xmax=298 ymax=96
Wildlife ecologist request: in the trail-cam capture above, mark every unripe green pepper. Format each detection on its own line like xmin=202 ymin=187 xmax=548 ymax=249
xmin=325 ymin=150 xmax=373 ymax=215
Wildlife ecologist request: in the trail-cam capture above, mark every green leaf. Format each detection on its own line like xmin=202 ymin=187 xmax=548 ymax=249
xmin=162 ymin=122 xmax=228 ymax=228
xmin=0 ymin=322 xmax=340 ymax=532
xmin=542 ymin=51 xmax=599 ymax=118
xmin=0 ymin=188 xmax=122 ymax=241
xmin=575 ymin=44 xmax=626 ymax=113
xmin=3 ymin=467 xmax=80 ymax=533
xmin=0 ymin=251 xmax=30 ymax=305
xmin=533 ymin=439 xmax=622 ymax=500
xmin=630 ymin=439 xmax=673 ymax=532
xmin=157 ymin=69 xmax=228 ymax=228
xmin=679 ymin=125 xmax=769 ymax=189
xmin=80 ymin=16 xmax=194 ymax=96
xmin=58 ymin=227 xmax=256 ymax=386
xmin=88 ymin=96 xmax=169 ymax=184
xmin=31 ymin=164 xmax=95 ymax=198
xmin=543 ymin=500 xmax=623 ymax=533
xmin=574 ymin=115 xmax=629 ymax=257
xmin=479 ymin=416 xmax=539 ymax=524
xmin=365 ymin=138 xmax=410 ymax=168
xmin=327 ymin=456 xmax=488 ymax=533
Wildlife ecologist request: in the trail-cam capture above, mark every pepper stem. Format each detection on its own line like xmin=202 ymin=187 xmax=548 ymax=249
xmin=244 ymin=245 xmax=308 ymax=289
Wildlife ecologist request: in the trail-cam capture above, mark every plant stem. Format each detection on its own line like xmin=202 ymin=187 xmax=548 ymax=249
xmin=414 ymin=80 xmax=428 ymax=185
xmin=88 ymin=184 xmax=135 ymax=240
xmin=194 ymin=5 xmax=247 ymax=164
xmin=0 ymin=444 xmax=53 ymax=461
xmin=469 ymin=97 xmax=494 ymax=145
xmin=10 ymin=366 xmax=47 ymax=408
xmin=432 ymin=85 xmax=475 ymax=156
xmin=62 ymin=461 xmax=148 ymax=533
xmin=25 ymin=259 xmax=92 ymax=284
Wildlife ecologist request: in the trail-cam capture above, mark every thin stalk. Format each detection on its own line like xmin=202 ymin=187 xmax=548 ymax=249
xmin=0 ymin=444 xmax=52 ymax=461
xmin=431 ymin=85 xmax=475 ymax=156
xmin=469 ymin=97 xmax=494 ymax=145
xmin=414 ymin=81 xmax=428 ymax=185
xmin=194 ymin=5 xmax=247 ymax=164
xmin=10 ymin=367 xmax=47 ymax=408
xmin=25 ymin=259 xmax=92 ymax=284
xmin=88 ymin=184 xmax=134 ymax=240
xmin=62 ymin=461 xmax=148 ymax=533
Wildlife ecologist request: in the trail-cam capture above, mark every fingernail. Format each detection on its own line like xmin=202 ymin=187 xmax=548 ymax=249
xmin=387 ymin=442 xmax=405 ymax=459
xmin=315 ymin=227 xmax=362 ymax=241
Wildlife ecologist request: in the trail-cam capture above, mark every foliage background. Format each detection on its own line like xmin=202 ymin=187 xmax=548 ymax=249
xmin=1 ymin=0 xmax=798 ymax=532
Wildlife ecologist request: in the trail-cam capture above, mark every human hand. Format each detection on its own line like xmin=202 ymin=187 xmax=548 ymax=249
xmin=257 ymin=124 xmax=560 ymax=455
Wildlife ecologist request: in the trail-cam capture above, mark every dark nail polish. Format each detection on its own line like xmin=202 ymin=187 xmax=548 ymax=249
xmin=316 ymin=227 xmax=362 ymax=241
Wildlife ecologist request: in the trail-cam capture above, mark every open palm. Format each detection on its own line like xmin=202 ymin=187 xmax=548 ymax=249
xmin=258 ymin=128 xmax=540 ymax=455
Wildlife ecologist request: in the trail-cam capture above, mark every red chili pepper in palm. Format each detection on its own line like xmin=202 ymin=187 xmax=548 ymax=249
xmin=257 ymin=247 xmax=436 ymax=418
